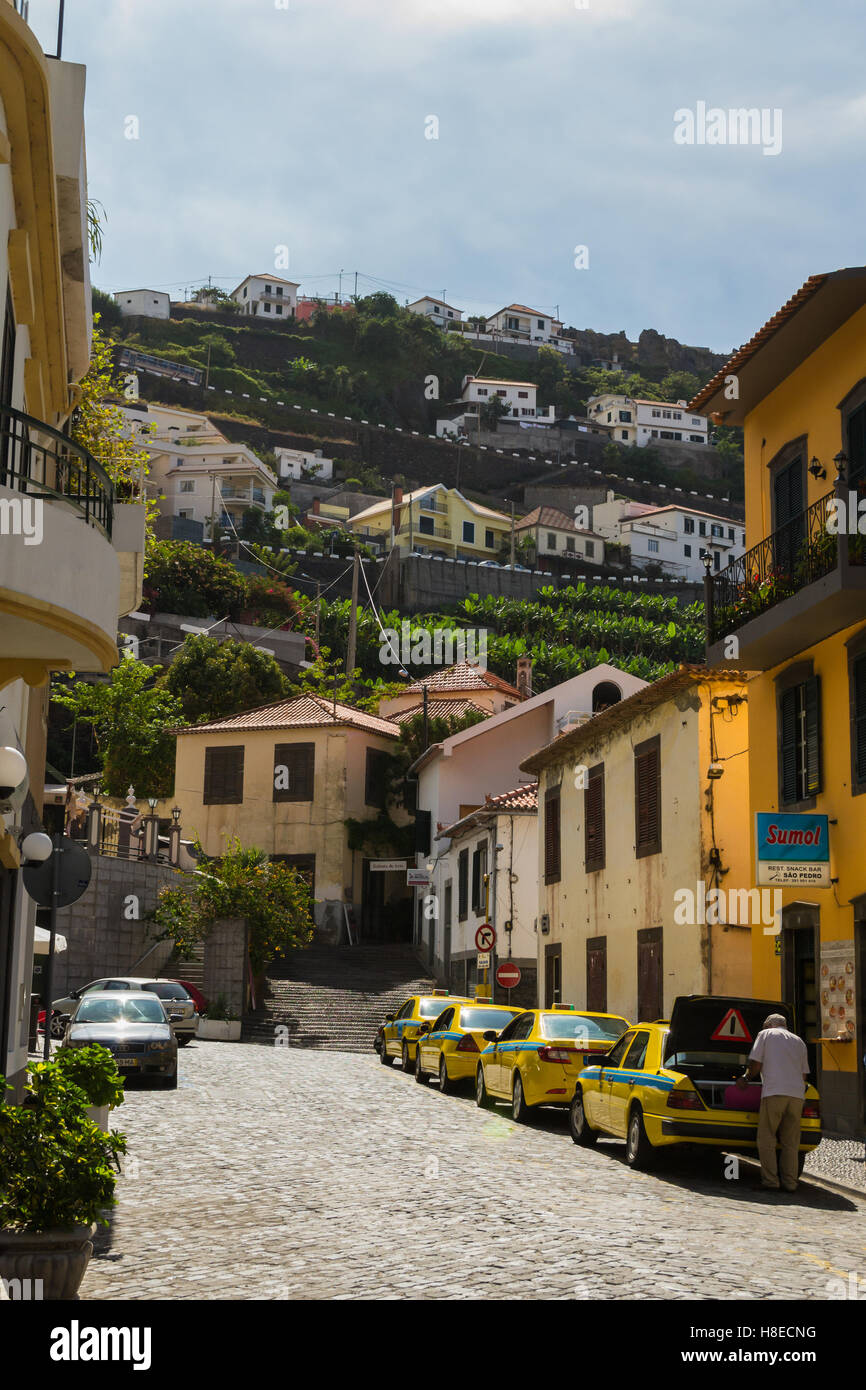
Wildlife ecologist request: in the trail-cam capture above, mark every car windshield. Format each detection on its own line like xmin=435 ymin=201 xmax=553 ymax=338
xmin=75 ymin=998 xmax=167 ymax=1024
xmin=420 ymin=997 xmax=452 ymax=1018
xmin=145 ymin=983 xmax=189 ymax=1001
xmin=541 ymin=1013 xmax=629 ymax=1042
xmin=459 ymin=1007 xmax=519 ymax=1031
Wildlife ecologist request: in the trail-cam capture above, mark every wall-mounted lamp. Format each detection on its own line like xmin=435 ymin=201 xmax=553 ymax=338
xmin=20 ymin=830 xmax=52 ymax=863
xmin=171 ymin=806 xmax=181 ymax=823
xmin=808 ymin=457 xmax=827 ymax=481
xmin=834 ymin=451 xmax=848 ymax=486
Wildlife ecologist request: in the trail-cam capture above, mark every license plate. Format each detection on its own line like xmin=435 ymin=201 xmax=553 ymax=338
xmin=116 ymin=1057 xmax=139 ymax=1067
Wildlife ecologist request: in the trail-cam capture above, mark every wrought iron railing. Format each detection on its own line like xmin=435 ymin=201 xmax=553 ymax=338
xmin=707 ymin=491 xmax=847 ymax=643
xmin=0 ymin=403 xmax=115 ymax=538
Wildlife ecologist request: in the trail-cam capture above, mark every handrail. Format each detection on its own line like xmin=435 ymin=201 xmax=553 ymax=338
xmin=0 ymin=402 xmax=115 ymax=539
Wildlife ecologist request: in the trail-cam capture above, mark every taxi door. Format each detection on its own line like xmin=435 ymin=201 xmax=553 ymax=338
xmin=387 ymin=1000 xmax=413 ymax=1057
xmin=594 ymin=1029 xmax=636 ymax=1130
xmin=494 ymin=1012 xmax=534 ymax=1096
xmin=607 ymin=1030 xmax=650 ymax=1136
xmin=420 ymin=1008 xmax=452 ymax=1072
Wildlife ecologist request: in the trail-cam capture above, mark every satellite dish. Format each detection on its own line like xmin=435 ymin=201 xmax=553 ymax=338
xmin=22 ymin=836 xmax=92 ymax=909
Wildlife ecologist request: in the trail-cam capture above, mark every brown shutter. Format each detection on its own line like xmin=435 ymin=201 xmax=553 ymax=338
xmin=203 ymin=746 xmax=244 ymax=805
xmin=584 ymin=763 xmax=605 ymax=871
xmin=634 ymin=736 xmax=661 ymax=858
xmin=544 ymin=788 xmax=561 ymax=883
xmin=273 ymin=742 xmax=315 ymax=802
xmin=586 ymin=936 xmax=607 ymax=1012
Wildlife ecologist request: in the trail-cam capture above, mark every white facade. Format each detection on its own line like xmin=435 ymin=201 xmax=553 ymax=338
xmin=114 ymin=288 xmax=171 ymax=319
xmin=621 ymin=505 xmax=747 ymax=581
xmin=592 ymin=493 xmax=661 ymax=541
xmin=516 ymin=510 xmax=605 ymax=564
xmin=230 ymin=274 xmax=299 ymax=319
xmin=460 ymin=376 xmax=554 ymax=423
xmin=485 ymin=303 xmax=571 ymax=352
xmin=407 ymin=296 xmax=463 ymax=327
xmin=587 ymin=394 xmax=709 ymax=447
xmin=275 ymin=447 xmax=334 ymax=482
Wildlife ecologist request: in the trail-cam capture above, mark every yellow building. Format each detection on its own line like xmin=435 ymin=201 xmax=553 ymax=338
xmin=696 ymin=268 xmax=866 ymax=1138
xmin=521 ymin=668 xmax=752 ymax=1021
xmin=173 ymin=695 xmax=412 ymax=941
xmin=348 ymin=483 xmax=512 ymax=560
xmin=0 ymin=2 xmax=145 ymax=1091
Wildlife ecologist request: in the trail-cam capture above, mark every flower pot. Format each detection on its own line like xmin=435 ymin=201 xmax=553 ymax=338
xmin=0 ymin=1223 xmax=97 ymax=1300
xmin=197 ymin=1019 xmax=241 ymax=1041
xmin=86 ymin=1104 xmax=110 ymax=1132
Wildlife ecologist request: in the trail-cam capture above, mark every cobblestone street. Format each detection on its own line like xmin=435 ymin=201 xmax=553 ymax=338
xmin=82 ymin=1042 xmax=866 ymax=1301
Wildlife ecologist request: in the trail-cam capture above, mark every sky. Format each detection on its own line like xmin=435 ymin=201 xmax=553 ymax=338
xmin=27 ymin=0 xmax=866 ymax=354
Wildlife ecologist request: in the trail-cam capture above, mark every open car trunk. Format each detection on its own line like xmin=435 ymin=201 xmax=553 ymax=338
xmin=663 ymin=995 xmax=793 ymax=1111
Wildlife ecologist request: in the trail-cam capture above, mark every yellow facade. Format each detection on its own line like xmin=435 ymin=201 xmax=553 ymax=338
xmin=696 ymin=274 xmax=866 ymax=1136
xmin=349 ymin=485 xmax=511 ymax=559
xmin=522 ymin=671 xmax=753 ymax=1023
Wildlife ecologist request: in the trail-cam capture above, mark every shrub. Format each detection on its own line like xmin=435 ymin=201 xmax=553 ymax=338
xmin=143 ymin=540 xmax=247 ymax=619
xmin=52 ymin=1046 xmax=125 ymax=1111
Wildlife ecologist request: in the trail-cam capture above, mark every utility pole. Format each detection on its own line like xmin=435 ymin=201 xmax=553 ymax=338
xmin=346 ymin=548 xmax=360 ymax=675
xmin=338 ymin=268 xmax=344 ymax=303
xmin=354 ymin=270 xmax=358 ymax=299
xmin=510 ymin=500 xmax=516 ymax=568
xmin=210 ymin=474 xmax=216 ymax=545
xmin=422 ymin=685 xmax=429 ymax=753
xmin=205 ymin=343 xmax=212 ymax=390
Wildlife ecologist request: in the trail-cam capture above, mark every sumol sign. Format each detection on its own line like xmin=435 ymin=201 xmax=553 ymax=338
xmin=755 ymin=812 xmax=830 ymax=887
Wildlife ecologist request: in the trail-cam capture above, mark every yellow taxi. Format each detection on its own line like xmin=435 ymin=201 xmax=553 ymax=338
xmin=475 ymin=1004 xmax=630 ymax=1121
xmin=379 ymin=991 xmax=470 ymax=1072
xmin=414 ymin=998 xmax=521 ymax=1093
xmin=570 ymin=995 xmax=822 ymax=1170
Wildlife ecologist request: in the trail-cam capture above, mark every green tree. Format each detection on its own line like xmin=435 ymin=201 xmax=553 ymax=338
xmin=143 ymin=540 xmax=247 ymax=618
xmin=162 ymin=634 xmax=289 ymax=723
xmin=481 ymin=394 xmax=510 ymax=430
xmin=50 ymin=657 xmax=184 ymax=797
xmin=91 ymin=287 xmax=123 ymax=336
xmin=199 ymin=333 xmax=236 ymax=367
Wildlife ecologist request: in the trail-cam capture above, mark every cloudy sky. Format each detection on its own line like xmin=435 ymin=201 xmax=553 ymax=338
xmin=30 ymin=0 xmax=866 ymax=353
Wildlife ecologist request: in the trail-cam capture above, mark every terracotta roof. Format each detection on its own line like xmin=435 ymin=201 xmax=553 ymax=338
xmin=409 ymin=296 xmax=461 ymax=312
xmin=516 ymin=505 xmax=576 ymax=532
xmin=438 ymin=781 xmax=538 ymax=839
xmin=175 ymin=694 xmax=400 ymax=738
xmin=689 ymin=273 xmax=830 ymax=413
xmin=466 ymin=377 xmax=539 ymax=389
xmin=520 ymin=666 xmax=752 ymax=775
xmin=624 ymin=504 xmax=742 ymax=527
xmin=390 ymin=697 xmax=489 ymax=725
xmin=401 ymin=661 xmax=523 ymax=699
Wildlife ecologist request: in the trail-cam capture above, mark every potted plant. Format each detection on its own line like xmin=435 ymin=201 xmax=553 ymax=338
xmin=198 ymin=993 xmax=241 ymax=1041
xmin=53 ymin=1044 xmax=125 ymax=1132
xmin=0 ymin=1057 xmax=126 ymax=1299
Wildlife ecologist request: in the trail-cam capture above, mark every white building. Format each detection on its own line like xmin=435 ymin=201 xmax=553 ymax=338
xmin=413 ymin=661 xmax=648 ymax=999
xmin=587 ymin=394 xmax=709 ymax=447
xmin=592 ymin=493 xmax=662 ymax=541
xmin=436 ymin=376 xmax=555 ymax=436
xmin=229 ymin=274 xmax=299 ymax=319
xmin=620 ymin=504 xmax=747 ymax=581
xmin=114 ymin=288 xmax=171 ymax=319
xmin=275 ymin=446 xmax=334 ymax=482
xmin=121 ymin=404 xmax=277 ymax=537
xmin=406 ymin=296 xmax=463 ymax=328
xmin=485 ymin=303 xmax=573 ymax=354
xmin=515 ymin=506 xmax=605 ymax=565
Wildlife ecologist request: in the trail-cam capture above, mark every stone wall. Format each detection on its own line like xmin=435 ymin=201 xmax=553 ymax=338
xmin=202 ymin=917 xmax=248 ymax=1017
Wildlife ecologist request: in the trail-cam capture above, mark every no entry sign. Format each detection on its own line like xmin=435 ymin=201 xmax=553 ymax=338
xmin=496 ymin=961 xmax=521 ymax=989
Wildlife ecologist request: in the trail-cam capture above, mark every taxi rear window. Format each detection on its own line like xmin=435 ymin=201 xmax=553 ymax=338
xmin=420 ymin=997 xmax=452 ymax=1018
xmin=541 ymin=1013 xmax=629 ymax=1042
xmin=459 ymin=1007 xmax=519 ymax=1031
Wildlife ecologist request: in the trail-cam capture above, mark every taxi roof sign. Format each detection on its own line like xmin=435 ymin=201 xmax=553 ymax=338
xmin=550 ymin=1002 xmax=575 ymax=1010
xmin=475 ymin=996 xmax=492 ymax=1003
xmin=710 ymin=1007 xmax=753 ymax=1043
xmin=432 ymin=989 xmax=449 ymax=996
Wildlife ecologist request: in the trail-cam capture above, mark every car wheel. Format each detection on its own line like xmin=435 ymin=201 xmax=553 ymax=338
xmin=475 ymin=1067 xmax=493 ymax=1109
xmin=50 ymin=1012 xmax=67 ymax=1040
xmin=379 ymin=1040 xmax=392 ymax=1066
xmin=569 ymin=1088 xmax=598 ymax=1146
xmin=626 ymin=1105 xmax=655 ymax=1169
xmin=511 ymin=1073 xmax=530 ymax=1123
xmin=177 ymin=1035 xmax=193 ymax=1047
xmin=401 ymin=1041 xmax=413 ymax=1073
xmin=439 ymin=1055 xmax=453 ymax=1095
xmin=414 ymin=1048 xmax=427 ymax=1084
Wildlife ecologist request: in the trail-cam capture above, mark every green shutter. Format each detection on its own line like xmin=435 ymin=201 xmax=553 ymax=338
xmin=804 ymin=676 xmax=822 ymax=797
xmin=779 ymin=687 xmax=799 ymax=804
xmin=855 ymin=656 xmax=866 ymax=783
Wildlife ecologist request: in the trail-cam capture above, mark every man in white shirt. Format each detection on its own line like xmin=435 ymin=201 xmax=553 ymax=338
xmin=736 ymin=1013 xmax=809 ymax=1191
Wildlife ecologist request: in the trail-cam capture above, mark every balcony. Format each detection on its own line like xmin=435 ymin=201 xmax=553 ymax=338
xmin=1 ymin=403 xmax=114 ymax=536
xmin=705 ymin=490 xmax=866 ymax=669
xmin=219 ymin=484 xmax=267 ymax=507
xmin=398 ymin=521 xmax=452 ymax=541
xmin=417 ymin=495 xmax=448 ymax=514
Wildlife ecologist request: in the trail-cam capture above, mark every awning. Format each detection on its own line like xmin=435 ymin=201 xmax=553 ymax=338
xmin=34 ymin=926 xmax=67 ymax=955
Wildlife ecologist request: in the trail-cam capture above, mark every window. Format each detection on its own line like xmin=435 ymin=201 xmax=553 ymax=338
xmin=518 ymin=391 xmax=529 ymax=399
xmin=544 ymin=787 xmax=561 ymax=883
xmin=619 ymin=411 xmax=632 ymax=423
xmin=565 ymin=537 xmax=575 ymax=554
xmin=634 ymin=735 xmax=661 ymax=858
xmin=179 ymin=479 xmax=195 ymax=493
xmin=276 ymin=305 xmax=283 ymax=315
xmin=203 ymin=746 xmax=244 ymax=805
xmin=714 ymin=552 xmax=720 ymax=571
xmin=276 ymin=286 xmax=283 ymax=296
xmin=652 ymin=409 xmax=661 ymax=419
xmin=418 ymin=514 xmax=434 ymax=535
xmin=683 ymin=517 xmax=695 ymax=534
xmin=458 ymin=849 xmax=469 ymax=920
xmin=471 ymin=842 xmax=488 ymax=913
xmin=178 ymin=509 xmax=193 ymax=520
xmin=462 ymin=521 xmax=475 ymax=544
xmin=728 ymin=527 xmax=735 ymax=540
xmin=684 ymin=544 xmax=691 ymax=557
xmin=365 ymin=748 xmax=390 ymax=809
xmin=547 ymin=532 xmax=557 ymax=550
xmin=778 ymin=673 xmax=821 ymax=805
xmin=698 ymin=521 xmax=706 ymax=536
xmin=485 ymin=528 xmax=494 ymax=548
xmin=690 ymin=434 xmax=703 ymax=443
xmin=265 ymin=284 xmax=272 ymax=294
xmin=621 ymin=431 xmax=629 ymax=440
xmin=264 ymin=302 xmax=272 ymax=312
xmin=584 ymin=764 xmax=605 ymax=872
xmin=673 ymin=411 xmax=682 ymax=420
xmin=476 ymin=387 xmax=488 ymax=397
xmin=585 ymin=541 xmax=594 ymax=558
xmin=647 ymin=539 xmax=659 ymax=553
xmin=273 ymin=742 xmax=315 ymax=802
xmin=624 ymin=1031 xmax=650 ymax=1070
xmin=848 ymin=636 xmax=866 ymax=795
xmin=662 ymin=409 xmax=671 ymax=420
xmin=711 ymin=524 xmax=723 ymax=538
xmin=537 ymin=319 xmax=545 ymax=330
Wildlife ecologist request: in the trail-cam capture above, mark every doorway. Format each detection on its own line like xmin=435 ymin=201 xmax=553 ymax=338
xmin=637 ymin=928 xmax=663 ymax=1021
xmin=544 ymin=942 xmax=562 ymax=1007
xmin=780 ymin=903 xmax=819 ymax=1078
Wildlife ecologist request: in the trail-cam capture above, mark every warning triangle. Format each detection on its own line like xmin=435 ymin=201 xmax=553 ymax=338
xmin=710 ymin=1008 xmax=752 ymax=1043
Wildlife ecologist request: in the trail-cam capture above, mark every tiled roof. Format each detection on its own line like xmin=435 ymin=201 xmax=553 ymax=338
xmin=439 ymin=780 xmax=538 ymax=839
xmin=401 ymin=661 xmax=523 ymax=699
xmin=391 ymin=698 xmax=489 ymax=725
xmin=175 ymin=694 xmax=400 ymax=738
xmin=516 ymin=505 xmax=576 ymax=532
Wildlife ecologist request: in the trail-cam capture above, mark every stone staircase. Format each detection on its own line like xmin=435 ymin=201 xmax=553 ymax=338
xmin=164 ymin=941 xmax=205 ymax=992
xmin=242 ymin=943 xmax=438 ymax=1051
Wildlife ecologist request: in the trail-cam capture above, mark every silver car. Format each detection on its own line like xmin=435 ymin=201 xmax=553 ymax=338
xmin=62 ymin=991 xmax=178 ymax=1088
xmin=54 ymin=976 xmax=198 ymax=1045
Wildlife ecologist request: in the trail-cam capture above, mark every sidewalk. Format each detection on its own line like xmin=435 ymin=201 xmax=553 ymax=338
xmin=804 ymin=1136 xmax=866 ymax=1193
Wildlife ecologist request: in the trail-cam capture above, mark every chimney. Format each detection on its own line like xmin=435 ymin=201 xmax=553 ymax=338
xmin=516 ymin=655 xmax=532 ymax=701
xmin=311 ymin=497 xmax=320 ymax=515
xmin=392 ymin=485 xmax=404 ymax=535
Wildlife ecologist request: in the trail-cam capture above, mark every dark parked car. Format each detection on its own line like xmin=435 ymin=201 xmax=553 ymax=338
xmin=62 ymin=991 xmax=178 ymax=1088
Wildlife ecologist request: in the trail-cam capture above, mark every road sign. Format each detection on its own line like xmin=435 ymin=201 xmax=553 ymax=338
xmin=475 ymin=923 xmax=496 ymax=952
xmin=476 ymin=952 xmax=490 ymax=969
xmin=755 ymin=812 xmax=830 ymax=887
xmin=710 ymin=1007 xmax=752 ymax=1044
xmin=22 ymin=836 xmax=92 ymax=909
xmin=496 ymin=961 xmax=521 ymax=989
xmin=370 ymin=859 xmax=407 ymax=872
xmin=407 ymin=869 xmax=430 ymax=886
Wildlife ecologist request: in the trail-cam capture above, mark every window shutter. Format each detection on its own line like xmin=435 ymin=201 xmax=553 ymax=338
xmin=584 ymin=764 xmax=605 ymax=871
xmin=544 ymin=790 xmax=561 ymax=882
xmin=458 ymin=848 xmax=469 ymax=920
xmin=634 ymin=742 xmax=660 ymax=856
xmin=853 ymin=655 xmax=866 ymax=784
xmin=414 ymin=809 xmax=431 ymax=856
xmin=203 ymin=746 xmax=244 ymax=805
xmin=779 ymin=687 xmax=799 ymax=804
xmin=804 ymin=675 xmax=822 ymax=797
xmin=274 ymin=743 xmax=315 ymax=802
